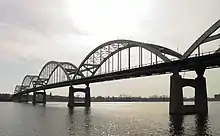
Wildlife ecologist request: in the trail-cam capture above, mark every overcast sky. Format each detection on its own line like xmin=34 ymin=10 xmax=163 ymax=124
xmin=0 ymin=0 xmax=220 ymax=97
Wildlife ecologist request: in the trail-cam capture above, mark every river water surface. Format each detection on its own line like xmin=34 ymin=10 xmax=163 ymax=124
xmin=0 ymin=102 xmax=220 ymax=136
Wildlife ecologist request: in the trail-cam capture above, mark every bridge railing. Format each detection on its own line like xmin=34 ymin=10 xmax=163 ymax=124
xmin=95 ymin=59 xmax=168 ymax=76
xmin=188 ymin=50 xmax=216 ymax=58
xmin=94 ymin=50 xmax=219 ymax=76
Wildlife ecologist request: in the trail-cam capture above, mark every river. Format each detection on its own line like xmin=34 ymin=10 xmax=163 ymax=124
xmin=0 ymin=102 xmax=220 ymax=136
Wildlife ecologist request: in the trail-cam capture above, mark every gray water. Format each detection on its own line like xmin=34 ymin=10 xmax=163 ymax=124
xmin=0 ymin=102 xmax=220 ymax=136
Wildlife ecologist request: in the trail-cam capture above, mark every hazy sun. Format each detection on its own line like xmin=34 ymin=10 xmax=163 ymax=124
xmin=64 ymin=0 xmax=154 ymax=38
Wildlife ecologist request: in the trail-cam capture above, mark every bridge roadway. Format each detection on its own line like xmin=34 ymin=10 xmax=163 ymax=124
xmin=14 ymin=52 xmax=220 ymax=96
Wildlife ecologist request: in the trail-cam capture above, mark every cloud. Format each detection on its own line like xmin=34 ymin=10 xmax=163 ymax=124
xmin=0 ymin=0 xmax=81 ymax=35
xmin=0 ymin=0 xmax=87 ymax=64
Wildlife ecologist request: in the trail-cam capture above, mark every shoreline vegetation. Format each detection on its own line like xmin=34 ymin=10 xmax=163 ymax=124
xmin=1 ymin=93 xmax=220 ymax=102
xmin=0 ymin=94 xmax=11 ymax=102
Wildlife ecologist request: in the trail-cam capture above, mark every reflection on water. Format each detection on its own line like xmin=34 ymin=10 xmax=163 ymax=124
xmin=84 ymin=108 xmax=91 ymax=136
xmin=0 ymin=102 xmax=220 ymax=136
xmin=67 ymin=105 xmax=213 ymax=136
xmin=68 ymin=107 xmax=91 ymax=136
xmin=195 ymin=115 xmax=211 ymax=136
xmin=169 ymin=114 xmax=211 ymax=136
xmin=169 ymin=115 xmax=184 ymax=135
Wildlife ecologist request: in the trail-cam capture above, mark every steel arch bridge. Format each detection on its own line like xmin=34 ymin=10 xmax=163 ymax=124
xmin=14 ymin=40 xmax=184 ymax=93
xmin=14 ymin=61 xmax=81 ymax=93
xmin=73 ymin=39 xmax=183 ymax=79
xmin=13 ymin=19 xmax=220 ymax=93
xmin=12 ymin=19 xmax=220 ymax=115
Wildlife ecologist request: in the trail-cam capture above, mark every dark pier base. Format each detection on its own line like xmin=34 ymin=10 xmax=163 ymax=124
xmin=11 ymin=93 xmax=29 ymax=103
xmin=68 ymin=84 xmax=91 ymax=108
xmin=32 ymin=91 xmax=46 ymax=105
xmin=169 ymin=67 xmax=208 ymax=115
xmin=17 ymin=93 xmax=29 ymax=103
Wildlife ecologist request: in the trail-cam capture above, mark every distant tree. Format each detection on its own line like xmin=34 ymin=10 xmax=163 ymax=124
xmin=149 ymin=95 xmax=158 ymax=98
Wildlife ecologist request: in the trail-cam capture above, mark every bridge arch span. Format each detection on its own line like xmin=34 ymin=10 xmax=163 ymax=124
xmin=37 ymin=61 xmax=83 ymax=85
xmin=21 ymin=75 xmax=39 ymax=88
xmin=183 ymin=19 xmax=220 ymax=58
xmin=73 ymin=39 xmax=182 ymax=79
xmin=14 ymin=75 xmax=38 ymax=94
xmin=14 ymin=85 xmax=22 ymax=94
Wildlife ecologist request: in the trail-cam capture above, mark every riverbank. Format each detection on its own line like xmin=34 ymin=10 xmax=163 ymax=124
xmin=1 ymin=94 xmax=220 ymax=102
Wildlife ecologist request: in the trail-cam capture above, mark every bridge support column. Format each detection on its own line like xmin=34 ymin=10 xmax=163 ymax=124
xmin=26 ymin=93 xmax=29 ymax=102
xmin=18 ymin=94 xmax=29 ymax=103
xmin=17 ymin=96 xmax=21 ymax=102
xmin=42 ymin=90 xmax=46 ymax=105
xmin=32 ymin=91 xmax=36 ymax=105
xmin=32 ymin=91 xmax=46 ymax=105
xmin=169 ymin=72 xmax=183 ymax=114
xmin=68 ymin=86 xmax=75 ymax=108
xmin=67 ymin=84 xmax=91 ymax=108
xmin=169 ymin=66 xmax=208 ymax=115
xmin=195 ymin=67 xmax=208 ymax=114
xmin=85 ymin=84 xmax=91 ymax=107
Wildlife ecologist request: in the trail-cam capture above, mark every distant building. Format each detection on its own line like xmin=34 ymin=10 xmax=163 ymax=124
xmin=214 ymin=94 xmax=220 ymax=100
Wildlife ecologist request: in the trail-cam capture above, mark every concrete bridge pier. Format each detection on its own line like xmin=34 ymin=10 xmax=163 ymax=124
xmin=169 ymin=66 xmax=208 ymax=115
xmin=85 ymin=84 xmax=91 ymax=107
xmin=32 ymin=91 xmax=36 ymax=105
xmin=26 ymin=93 xmax=29 ymax=102
xmin=42 ymin=90 xmax=47 ymax=105
xmin=67 ymin=84 xmax=91 ymax=108
xmin=169 ymin=72 xmax=183 ymax=114
xmin=18 ymin=93 xmax=29 ymax=103
xmin=32 ymin=90 xmax=46 ymax=105
xmin=67 ymin=86 xmax=75 ymax=107
xmin=195 ymin=67 xmax=208 ymax=114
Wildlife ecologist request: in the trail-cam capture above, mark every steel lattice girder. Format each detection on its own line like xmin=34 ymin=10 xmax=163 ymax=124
xmin=73 ymin=39 xmax=182 ymax=79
